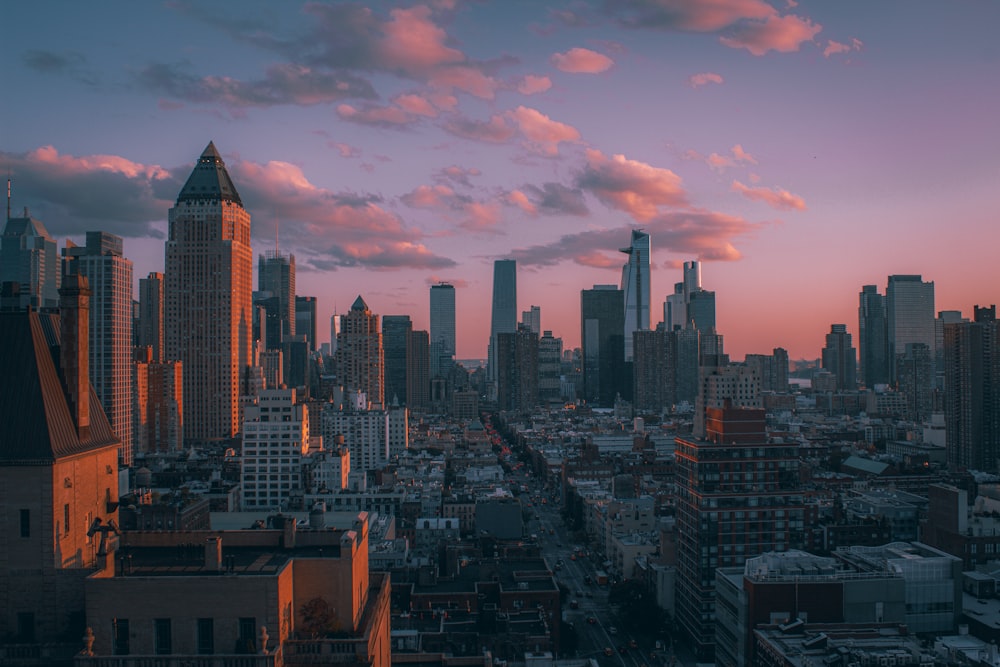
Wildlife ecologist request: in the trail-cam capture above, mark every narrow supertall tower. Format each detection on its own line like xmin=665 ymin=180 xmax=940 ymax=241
xmin=164 ymin=142 xmax=252 ymax=442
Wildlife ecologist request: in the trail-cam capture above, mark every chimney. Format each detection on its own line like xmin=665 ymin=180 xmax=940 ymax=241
xmin=59 ymin=273 xmax=91 ymax=441
xmin=204 ymin=536 xmax=223 ymax=571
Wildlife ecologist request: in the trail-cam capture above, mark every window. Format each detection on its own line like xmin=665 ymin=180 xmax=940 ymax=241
xmin=197 ymin=618 xmax=214 ymax=654
xmin=64 ymin=504 xmax=70 ymax=535
xmin=113 ymin=618 xmax=130 ymax=655
xmin=19 ymin=509 xmax=30 ymax=538
xmin=238 ymin=617 xmax=257 ymax=653
xmin=17 ymin=612 xmax=35 ymax=643
xmin=154 ymin=618 xmax=172 ymax=655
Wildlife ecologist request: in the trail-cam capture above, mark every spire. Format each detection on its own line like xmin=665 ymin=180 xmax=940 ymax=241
xmin=351 ymin=295 xmax=368 ymax=311
xmin=176 ymin=141 xmax=243 ymax=206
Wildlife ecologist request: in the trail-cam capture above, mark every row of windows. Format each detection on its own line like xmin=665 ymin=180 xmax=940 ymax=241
xmin=113 ymin=616 xmax=257 ymax=655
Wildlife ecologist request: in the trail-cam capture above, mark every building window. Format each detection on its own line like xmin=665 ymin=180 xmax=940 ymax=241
xmin=154 ymin=618 xmax=172 ymax=655
xmin=16 ymin=612 xmax=35 ymax=643
xmin=113 ymin=618 xmax=130 ymax=655
xmin=197 ymin=618 xmax=214 ymax=654
xmin=64 ymin=504 xmax=70 ymax=534
xmin=238 ymin=617 xmax=256 ymax=653
xmin=19 ymin=509 xmax=30 ymax=538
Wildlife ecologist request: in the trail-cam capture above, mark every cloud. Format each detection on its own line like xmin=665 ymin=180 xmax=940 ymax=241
xmin=551 ymin=47 xmax=615 ymax=73
xmin=22 ymin=49 xmax=98 ymax=85
xmin=330 ymin=142 xmax=362 ymax=158
xmin=732 ymin=180 xmax=806 ymax=210
xmin=441 ymin=114 xmax=516 ymax=143
xmin=506 ymin=190 xmax=537 ymax=216
xmin=688 ymin=72 xmax=724 ymax=88
xmin=392 ymin=93 xmax=439 ymax=117
xmin=824 ymin=37 xmax=863 ymax=58
xmin=517 ymin=74 xmax=553 ymax=95
xmin=400 ymin=184 xmax=456 ymax=209
xmin=731 ymin=144 xmax=757 ymax=164
xmin=719 ymin=13 xmax=822 ymax=55
xmin=605 ymin=0 xmax=777 ymax=32
xmin=520 ymin=183 xmax=590 ymax=216
xmin=0 ymin=146 xmax=176 ymax=238
xmin=336 ymin=103 xmax=416 ymax=127
xmin=506 ymin=106 xmax=582 ymax=156
xmin=576 ymin=149 xmax=687 ymax=220
xmin=434 ymin=165 xmax=482 ymax=188
xmin=400 ymin=184 xmax=504 ymax=233
xmin=705 ymin=144 xmax=758 ymax=170
xmin=136 ymin=61 xmax=376 ymax=108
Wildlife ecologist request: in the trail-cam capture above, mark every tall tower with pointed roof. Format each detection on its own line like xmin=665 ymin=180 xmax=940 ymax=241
xmin=335 ymin=295 xmax=384 ymax=409
xmin=164 ymin=142 xmax=252 ymax=442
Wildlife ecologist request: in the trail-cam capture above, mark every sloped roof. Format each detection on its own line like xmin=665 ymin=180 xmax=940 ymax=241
xmin=0 ymin=310 xmax=119 ymax=464
xmin=351 ymin=295 xmax=368 ymax=311
xmin=2 ymin=215 xmax=53 ymax=240
xmin=175 ymin=141 xmax=243 ymax=207
xmin=842 ymin=455 xmax=889 ymax=476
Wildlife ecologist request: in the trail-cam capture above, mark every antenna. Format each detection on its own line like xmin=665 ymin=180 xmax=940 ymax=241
xmin=6 ymin=172 xmax=11 ymax=222
xmin=275 ymin=218 xmax=279 ymax=254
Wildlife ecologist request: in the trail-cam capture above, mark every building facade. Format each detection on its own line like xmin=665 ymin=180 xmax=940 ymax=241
xmin=620 ymin=229 xmax=650 ymax=362
xmin=241 ymin=388 xmax=309 ymax=511
xmin=0 ymin=212 xmax=60 ymax=310
xmin=488 ymin=259 xmax=517 ymax=384
xmin=581 ymin=285 xmax=626 ymax=407
xmin=430 ymin=282 xmax=456 ymax=379
xmin=335 ymin=296 xmax=384 ymax=409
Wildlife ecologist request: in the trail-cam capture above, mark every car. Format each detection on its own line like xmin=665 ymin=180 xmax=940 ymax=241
xmin=576 ymin=589 xmax=584 ymax=596
xmin=604 ymin=648 xmax=614 ymax=657
xmin=587 ymin=616 xmax=597 ymax=624
xmin=628 ymin=640 xmax=638 ymax=649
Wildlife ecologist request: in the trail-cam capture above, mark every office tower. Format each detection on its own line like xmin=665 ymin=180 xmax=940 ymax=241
xmin=858 ymin=285 xmax=889 ymax=387
xmin=821 ymin=324 xmax=857 ymax=391
xmin=281 ymin=335 xmax=311 ymax=394
xmin=406 ymin=329 xmax=430 ymax=410
xmin=664 ymin=282 xmax=685 ymax=331
xmin=886 ymin=275 xmax=935 ymax=384
xmin=296 ymin=295 xmax=317 ymax=352
xmin=945 ymin=306 xmax=1000 ymax=471
xmin=336 ymin=295 xmax=384 ymax=408
xmin=241 ymin=388 xmax=308 ymax=510
xmin=633 ymin=327 xmax=676 ymax=414
xmin=134 ymin=347 xmax=184 ymax=455
xmin=687 ymin=290 xmax=716 ymax=331
xmin=138 ymin=272 xmax=164 ymax=361
xmin=382 ymin=314 xmax=412 ymax=405
xmin=682 ymin=259 xmax=702 ymax=297
xmin=745 ymin=348 xmax=789 ymax=393
xmin=581 ymin=285 xmax=626 ymax=407
xmin=674 ymin=406 xmax=804 ymax=661
xmin=63 ymin=231 xmax=134 ymax=465
xmin=663 ymin=260 xmax=715 ymax=333
xmin=496 ymin=326 xmax=539 ymax=413
xmin=430 ymin=282 xmax=456 ymax=378
xmin=165 ymin=142 xmax=252 ymax=443
xmin=256 ymin=251 xmax=295 ymax=349
xmin=521 ymin=305 xmax=541 ymax=335
xmin=620 ymin=229 xmax=651 ymax=361
xmin=488 ymin=259 xmax=517 ymax=383
xmin=675 ymin=327 xmax=701 ymax=404
xmin=329 ymin=310 xmax=340 ymax=357
xmin=897 ymin=343 xmax=933 ymax=420
xmin=538 ymin=330 xmax=563 ymax=405
xmin=321 ymin=404 xmax=408 ymax=473
xmin=0 ymin=210 xmax=61 ymax=310
xmin=936 ymin=310 xmax=967 ymax=391
xmin=0 ymin=275 xmax=120 ymax=649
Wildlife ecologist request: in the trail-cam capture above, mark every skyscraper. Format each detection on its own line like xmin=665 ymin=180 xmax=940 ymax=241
xmin=944 ymin=306 xmax=999 ymax=471
xmin=858 ymin=284 xmax=889 ymax=387
xmin=581 ymin=285 xmax=626 ymax=406
xmin=256 ymin=251 xmax=295 ymax=349
xmin=430 ymin=282 xmax=456 ymax=378
xmin=821 ymin=323 xmax=857 ymax=391
xmin=382 ymin=314 xmax=412 ymax=405
xmin=138 ymin=272 xmax=164 ymax=361
xmin=488 ymin=259 xmax=517 ymax=383
xmin=165 ymin=142 xmax=253 ymax=442
xmin=538 ymin=330 xmax=563 ymax=405
xmin=496 ymin=326 xmax=539 ymax=413
xmin=63 ymin=231 xmax=134 ymax=464
xmin=521 ymin=305 xmax=541 ymax=335
xmin=886 ymin=274 xmax=935 ymax=384
xmin=336 ymin=295 xmax=384 ymax=408
xmin=406 ymin=329 xmax=430 ymax=410
xmin=0 ymin=211 xmax=60 ymax=309
xmin=296 ymin=295 xmax=317 ymax=352
xmin=662 ymin=260 xmax=715 ymax=332
xmin=620 ymin=229 xmax=650 ymax=361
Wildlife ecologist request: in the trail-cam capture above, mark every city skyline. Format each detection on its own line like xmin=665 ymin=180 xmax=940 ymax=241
xmin=2 ymin=1 xmax=998 ymax=360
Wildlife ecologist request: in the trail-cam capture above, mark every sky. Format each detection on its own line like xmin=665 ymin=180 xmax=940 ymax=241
xmin=2 ymin=0 xmax=999 ymax=361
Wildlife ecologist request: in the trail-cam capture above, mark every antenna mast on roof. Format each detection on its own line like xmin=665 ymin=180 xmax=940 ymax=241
xmin=6 ymin=172 xmax=11 ymax=222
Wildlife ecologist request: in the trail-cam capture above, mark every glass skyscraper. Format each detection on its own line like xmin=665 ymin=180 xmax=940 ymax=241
xmin=620 ymin=229 xmax=650 ymax=361
xmin=488 ymin=259 xmax=517 ymax=382
xmin=430 ymin=282 xmax=456 ymax=378
xmin=858 ymin=284 xmax=889 ymax=387
xmin=886 ymin=274 xmax=935 ymax=383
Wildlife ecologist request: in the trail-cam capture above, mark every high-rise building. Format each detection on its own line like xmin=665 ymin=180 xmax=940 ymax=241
xmin=138 ymin=272 xmax=164 ymax=361
xmin=133 ymin=347 xmax=183 ymax=455
xmin=744 ymin=348 xmax=789 ymax=393
xmin=945 ymin=306 xmax=999 ymax=471
xmin=538 ymin=330 xmax=563 ymax=406
xmin=256 ymin=251 xmax=295 ymax=350
xmin=321 ymin=403 xmax=408 ymax=474
xmin=620 ymin=229 xmax=651 ymax=361
xmin=936 ymin=310 xmax=967 ymax=391
xmin=430 ymin=282 xmax=456 ymax=378
xmin=663 ymin=260 xmax=715 ymax=333
xmin=664 ymin=282 xmax=685 ymax=331
xmin=521 ymin=304 xmax=541 ymax=335
xmin=687 ymin=290 xmax=717 ymax=332
xmin=633 ymin=327 xmax=676 ymax=414
xmin=674 ymin=406 xmax=804 ymax=661
xmin=382 ymin=314 xmax=412 ymax=406
xmin=329 ymin=310 xmax=340 ymax=357
xmin=496 ymin=326 xmax=539 ymax=413
xmin=406 ymin=329 xmax=430 ymax=410
xmin=241 ymin=388 xmax=308 ymax=510
xmin=335 ymin=295 xmax=384 ymax=408
xmin=858 ymin=284 xmax=889 ymax=387
xmin=488 ymin=259 xmax=517 ymax=383
xmin=165 ymin=142 xmax=253 ymax=442
xmin=0 ymin=210 xmax=61 ymax=310
xmin=296 ymin=295 xmax=317 ymax=352
xmin=886 ymin=275 xmax=935 ymax=384
xmin=821 ymin=324 xmax=857 ymax=391
xmin=63 ymin=231 xmax=134 ymax=465
xmin=581 ymin=285 xmax=626 ymax=407
xmin=897 ymin=343 xmax=934 ymax=420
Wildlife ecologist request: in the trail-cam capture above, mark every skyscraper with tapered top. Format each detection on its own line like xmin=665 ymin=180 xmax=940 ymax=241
xmin=620 ymin=229 xmax=650 ymax=361
xmin=336 ymin=295 xmax=384 ymax=409
xmin=165 ymin=142 xmax=252 ymax=442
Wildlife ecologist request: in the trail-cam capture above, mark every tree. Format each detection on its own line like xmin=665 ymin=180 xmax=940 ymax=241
xmin=299 ymin=597 xmax=340 ymax=638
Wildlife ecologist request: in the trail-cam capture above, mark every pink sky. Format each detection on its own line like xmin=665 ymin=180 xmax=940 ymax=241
xmin=2 ymin=1 xmax=998 ymax=360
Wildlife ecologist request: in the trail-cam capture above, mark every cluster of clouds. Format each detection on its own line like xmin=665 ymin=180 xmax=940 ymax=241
xmin=11 ymin=0 xmax=838 ymax=272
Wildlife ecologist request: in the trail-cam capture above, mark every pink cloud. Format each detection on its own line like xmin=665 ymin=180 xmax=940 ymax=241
xmin=400 ymin=184 xmax=456 ymax=209
xmin=551 ymin=47 xmax=615 ymax=73
xmin=824 ymin=37 xmax=864 ymax=58
xmin=435 ymin=165 xmax=481 ymax=187
xmin=28 ymin=145 xmax=170 ymax=181
xmin=428 ymin=64 xmax=501 ymax=99
xmin=610 ymin=0 xmax=777 ymax=32
xmin=376 ymin=6 xmax=464 ymax=72
xmin=330 ymin=142 xmax=361 ymax=158
xmin=707 ymin=153 xmax=734 ymax=169
xmin=506 ymin=106 xmax=582 ymax=156
xmin=336 ymin=103 xmax=414 ymax=126
xmin=506 ymin=190 xmax=538 ymax=216
xmin=400 ymin=183 xmax=504 ymax=233
xmin=577 ymin=149 xmax=687 ymax=220
xmin=517 ymin=74 xmax=553 ymax=95
xmin=393 ymin=93 xmax=439 ymax=117
xmin=731 ymin=144 xmax=757 ymax=164
xmin=688 ymin=72 xmax=724 ymax=87
xmin=460 ymin=201 xmax=502 ymax=231
xmin=732 ymin=180 xmax=806 ymax=210
xmin=441 ymin=114 xmax=516 ymax=143
xmin=720 ymin=13 xmax=822 ymax=55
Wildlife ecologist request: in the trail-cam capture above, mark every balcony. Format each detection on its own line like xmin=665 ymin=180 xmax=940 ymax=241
xmin=74 ymin=649 xmax=282 ymax=667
